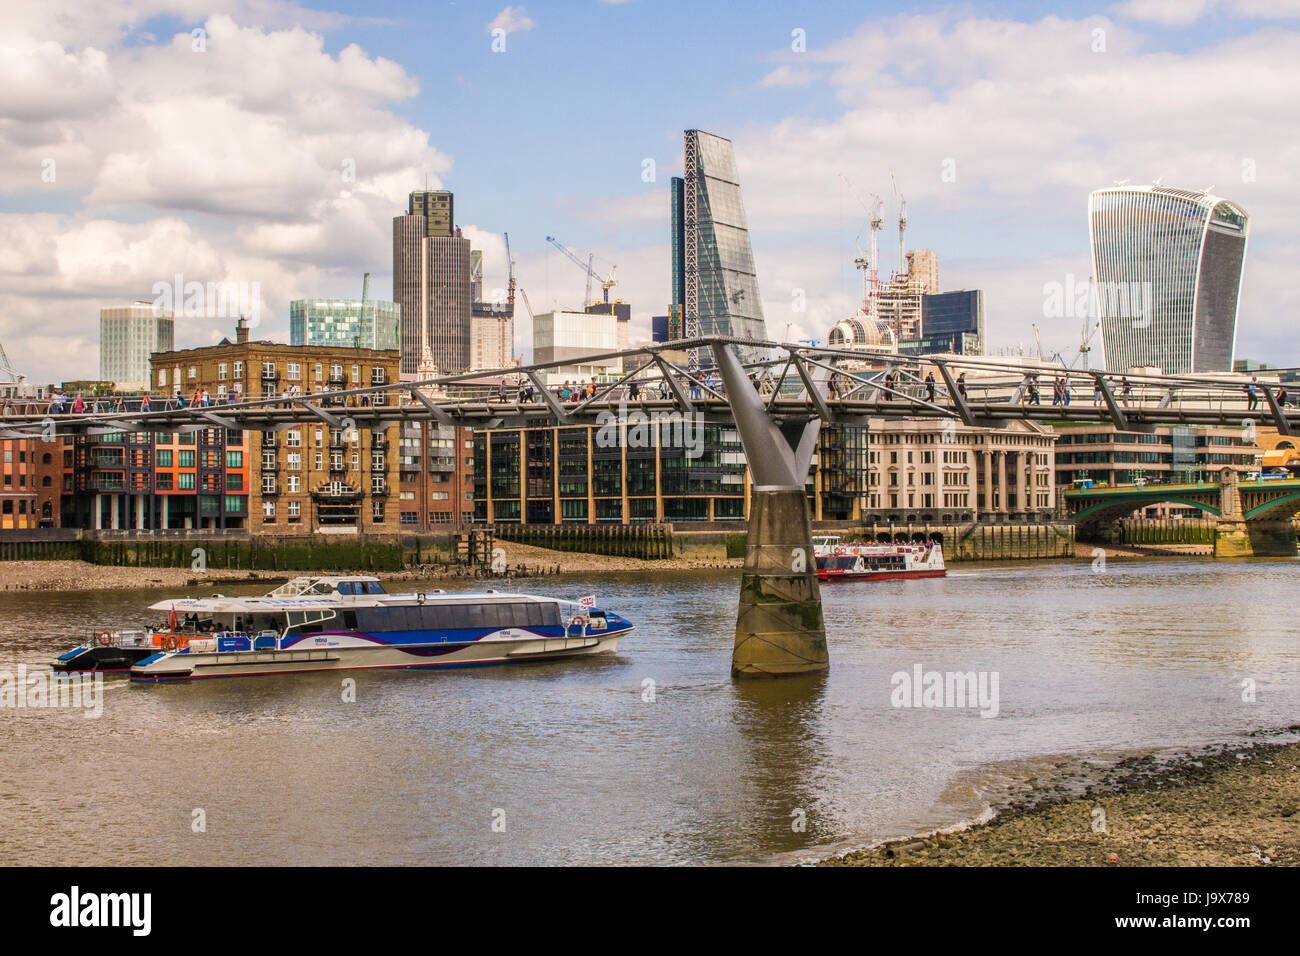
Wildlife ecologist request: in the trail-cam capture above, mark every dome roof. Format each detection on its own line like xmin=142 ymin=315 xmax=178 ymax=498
xmin=827 ymin=312 xmax=897 ymax=351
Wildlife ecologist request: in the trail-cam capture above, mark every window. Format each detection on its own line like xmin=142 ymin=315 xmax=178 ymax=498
xmin=226 ymin=451 xmax=242 ymax=468
xmin=158 ymin=370 xmax=167 ymax=387
xmin=286 ymin=430 xmax=301 ymax=448
xmin=314 ymin=364 xmax=323 ymax=382
xmin=218 ymin=363 xmax=227 ymax=380
xmin=287 ymin=453 xmax=301 ymax=471
xmin=372 ymin=499 xmax=385 ymax=521
xmin=157 ymin=450 xmax=173 ymax=467
xmin=287 ymin=475 xmax=301 ymax=493
xmin=233 ymin=361 xmax=243 ymax=379
xmin=263 ymin=500 xmax=276 ymax=520
xmin=287 ymin=501 xmax=301 ymax=519
xmin=178 ymin=450 xmax=195 ymax=468
xmin=227 ymin=473 xmax=243 ymax=491
xmin=178 ymin=473 xmax=195 ymax=490
xmin=287 ymin=362 xmax=301 ymax=381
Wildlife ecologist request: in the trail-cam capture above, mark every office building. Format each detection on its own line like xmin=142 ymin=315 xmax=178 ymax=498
xmin=290 ymin=298 xmax=401 ymax=351
xmin=99 ymin=302 xmax=174 ymax=388
xmin=896 ymin=289 xmax=985 ymax=356
xmin=1088 ymin=184 xmax=1249 ymax=374
xmin=672 ymin=131 xmax=768 ymax=356
xmin=393 ymin=190 xmax=472 ymax=375
xmin=472 ymin=422 xmax=867 ymax=524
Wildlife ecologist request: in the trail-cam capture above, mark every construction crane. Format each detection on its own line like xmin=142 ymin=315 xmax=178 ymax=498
xmin=545 ymin=236 xmax=617 ymax=308
xmin=503 ymin=232 xmax=516 ymax=310
xmin=838 ymin=173 xmax=883 ymax=315
xmin=890 ymin=170 xmax=907 ymax=279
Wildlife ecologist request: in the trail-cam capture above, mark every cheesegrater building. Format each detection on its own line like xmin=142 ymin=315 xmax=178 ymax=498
xmin=1088 ymin=184 xmax=1249 ymax=374
xmin=671 ymin=130 xmax=768 ymax=362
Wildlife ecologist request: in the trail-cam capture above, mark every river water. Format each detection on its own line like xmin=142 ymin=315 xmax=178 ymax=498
xmin=2 ymin=557 xmax=1298 ymax=865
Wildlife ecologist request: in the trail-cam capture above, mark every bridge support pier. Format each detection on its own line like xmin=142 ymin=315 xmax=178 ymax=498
xmin=711 ymin=342 xmax=828 ymax=679
xmin=733 ymin=487 xmax=829 ymax=678
xmin=1213 ymin=519 xmax=1298 ymax=558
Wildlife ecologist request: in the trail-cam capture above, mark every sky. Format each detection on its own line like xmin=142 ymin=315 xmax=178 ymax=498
xmin=2 ymin=0 xmax=1298 ymax=383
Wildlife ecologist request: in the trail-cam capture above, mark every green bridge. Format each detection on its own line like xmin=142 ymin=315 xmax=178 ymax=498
xmin=1061 ymin=469 xmax=1300 ymax=557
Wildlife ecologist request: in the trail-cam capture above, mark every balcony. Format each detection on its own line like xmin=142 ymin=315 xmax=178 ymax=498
xmin=370 ymin=480 xmax=390 ymax=497
xmin=94 ymin=455 xmax=126 ymax=469
xmin=371 ymin=436 xmax=389 ymax=451
xmin=262 ymin=482 xmax=280 ymax=497
xmin=91 ymin=476 xmax=125 ymax=492
xmin=260 ymin=461 xmax=280 ymax=473
xmin=261 ymin=433 xmax=278 ymax=448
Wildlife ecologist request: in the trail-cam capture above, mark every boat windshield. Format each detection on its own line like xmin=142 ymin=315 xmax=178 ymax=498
xmin=337 ymin=581 xmax=387 ymax=595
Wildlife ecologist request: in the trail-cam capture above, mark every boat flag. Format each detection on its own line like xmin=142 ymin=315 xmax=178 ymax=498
xmin=579 ymin=595 xmax=596 ymax=607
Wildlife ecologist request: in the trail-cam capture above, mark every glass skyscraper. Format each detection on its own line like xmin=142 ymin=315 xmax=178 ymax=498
xmin=1088 ymin=184 xmax=1249 ymax=374
xmin=289 ymin=298 xmax=401 ymax=351
xmin=673 ymin=130 xmax=768 ymax=361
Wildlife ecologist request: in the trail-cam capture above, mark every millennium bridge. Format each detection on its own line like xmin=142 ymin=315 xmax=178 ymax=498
xmin=4 ymin=337 xmax=1296 ymax=678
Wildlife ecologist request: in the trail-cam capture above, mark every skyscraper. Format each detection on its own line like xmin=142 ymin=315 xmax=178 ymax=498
xmin=1088 ymin=184 xmax=1249 ymax=374
xmin=673 ymin=130 xmax=768 ymax=359
xmin=100 ymin=302 xmax=174 ymax=387
xmin=393 ymin=191 xmax=471 ymax=375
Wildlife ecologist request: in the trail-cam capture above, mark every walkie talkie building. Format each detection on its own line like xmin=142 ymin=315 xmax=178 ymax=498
xmin=673 ymin=130 xmax=768 ymax=362
xmin=1088 ymin=184 xmax=1249 ymax=374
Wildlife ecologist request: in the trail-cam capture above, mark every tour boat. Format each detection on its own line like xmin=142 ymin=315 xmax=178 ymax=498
xmin=812 ymin=535 xmax=946 ymax=582
xmin=58 ymin=576 xmax=633 ymax=682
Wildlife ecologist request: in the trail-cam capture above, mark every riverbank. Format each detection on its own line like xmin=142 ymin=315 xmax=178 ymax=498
xmin=0 ymin=544 xmax=744 ymax=592
xmin=822 ymin=733 xmax=1300 ymax=866
xmin=0 ymin=560 xmax=284 ymax=592
xmin=1075 ymin=541 xmax=1213 ymax=559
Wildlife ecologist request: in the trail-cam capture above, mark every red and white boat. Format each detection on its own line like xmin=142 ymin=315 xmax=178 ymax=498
xmin=812 ymin=535 xmax=946 ymax=582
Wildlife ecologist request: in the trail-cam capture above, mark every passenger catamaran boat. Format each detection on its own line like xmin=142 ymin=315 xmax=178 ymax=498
xmin=55 ymin=576 xmax=633 ymax=682
xmin=812 ymin=535 xmax=946 ymax=582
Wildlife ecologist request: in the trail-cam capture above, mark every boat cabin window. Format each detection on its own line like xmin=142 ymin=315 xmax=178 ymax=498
xmin=352 ymin=601 xmax=561 ymax=633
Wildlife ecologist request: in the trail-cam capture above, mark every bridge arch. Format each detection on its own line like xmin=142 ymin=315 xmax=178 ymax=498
xmin=1243 ymin=492 xmax=1300 ymax=521
xmin=1071 ymin=495 xmax=1221 ymax=526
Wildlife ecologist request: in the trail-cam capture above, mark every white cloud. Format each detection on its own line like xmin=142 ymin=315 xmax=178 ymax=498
xmin=486 ymin=6 xmax=536 ymax=35
xmin=760 ymin=65 xmax=815 ymax=87
xmin=0 ymin=3 xmax=448 ymax=382
xmin=1110 ymin=0 xmax=1219 ymax=27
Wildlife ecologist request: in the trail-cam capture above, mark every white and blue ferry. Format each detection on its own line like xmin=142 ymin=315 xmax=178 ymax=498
xmin=118 ymin=575 xmax=632 ymax=683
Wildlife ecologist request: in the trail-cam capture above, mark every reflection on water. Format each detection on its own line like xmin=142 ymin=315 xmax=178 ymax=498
xmin=1 ymin=557 xmax=1297 ymax=865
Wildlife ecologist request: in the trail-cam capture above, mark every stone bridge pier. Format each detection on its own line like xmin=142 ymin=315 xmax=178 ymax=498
xmin=1213 ymin=468 xmax=1298 ymax=558
xmin=712 ymin=343 xmax=828 ymax=678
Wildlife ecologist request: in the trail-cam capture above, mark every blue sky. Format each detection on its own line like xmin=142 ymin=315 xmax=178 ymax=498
xmin=2 ymin=0 xmax=1297 ymax=381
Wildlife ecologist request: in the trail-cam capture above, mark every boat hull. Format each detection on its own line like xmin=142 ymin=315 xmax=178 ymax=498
xmin=818 ymin=569 xmax=946 ymax=582
xmin=130 ymin=629 xmax=628 ymax=682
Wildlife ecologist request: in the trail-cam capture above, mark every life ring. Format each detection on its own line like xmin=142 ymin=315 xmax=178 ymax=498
xmin=163 ymin=635 xmax=178 ymax=651
xmin=96 ymin=631 xmax=112 ymax=647
xmin=570 ymin=615 xmax=587 ymax=629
